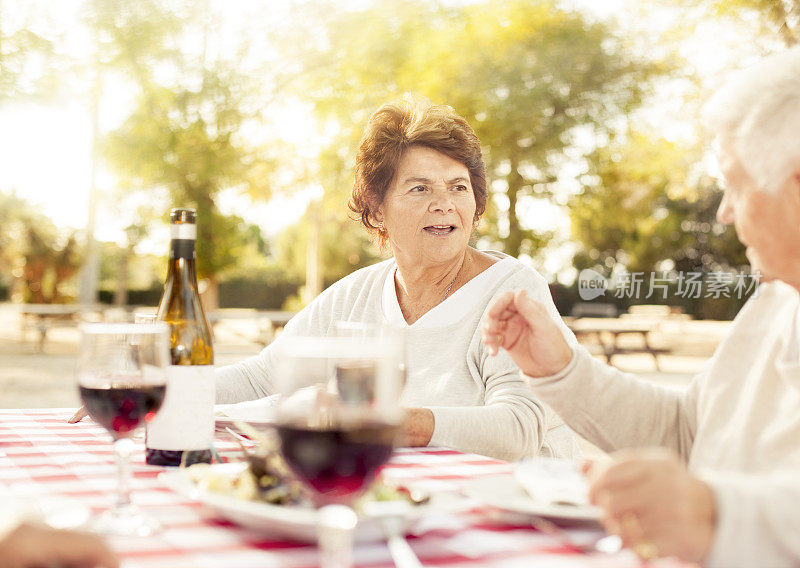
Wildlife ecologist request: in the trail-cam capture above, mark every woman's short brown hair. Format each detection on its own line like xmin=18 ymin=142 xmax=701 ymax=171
xmin=350 ymin=97 xmax=487 ymax=244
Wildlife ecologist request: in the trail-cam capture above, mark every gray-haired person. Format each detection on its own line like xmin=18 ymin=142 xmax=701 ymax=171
xmin=482 ymin=47 xmax=800 ymax=567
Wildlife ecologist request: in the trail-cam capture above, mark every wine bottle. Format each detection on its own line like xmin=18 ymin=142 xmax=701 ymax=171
xmin=145 ymin=208 xmax=215 ymax=466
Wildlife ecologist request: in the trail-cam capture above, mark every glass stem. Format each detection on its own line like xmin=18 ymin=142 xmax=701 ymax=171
xmin=113 ymin=437 xmax=134 ymax=512
xmin=318 ymin=504 xmax=358 ymax=568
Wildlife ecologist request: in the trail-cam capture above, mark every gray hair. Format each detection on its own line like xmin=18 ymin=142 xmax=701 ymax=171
xmin=704 ymin=47 xmax=800 ymax=192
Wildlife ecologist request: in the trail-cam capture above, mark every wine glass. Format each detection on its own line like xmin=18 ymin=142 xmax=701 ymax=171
xmin=334 ymin=321 xmax=407 ymax=392
xmin=77 ymin=322 xmax=170 ymax=536
xmin=274 ymin=334 xmax=405 ymax=568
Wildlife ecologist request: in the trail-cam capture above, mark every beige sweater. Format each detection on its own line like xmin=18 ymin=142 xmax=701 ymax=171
xmin=529 ymin=281 xmax=800 ymax=568
xmin=216 ymin=256 xmax=579 ymax=462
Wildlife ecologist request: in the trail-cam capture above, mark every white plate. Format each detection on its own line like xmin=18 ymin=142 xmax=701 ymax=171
xmin=514 ymin=458 xmax=591 ymax=509
xmin=0 ymin=487 xmax=90 ymax=529
xmin=462 ymin=474 xmax=601 ymax=523
xmin=160 ymin=462 xmax=465 ymax=542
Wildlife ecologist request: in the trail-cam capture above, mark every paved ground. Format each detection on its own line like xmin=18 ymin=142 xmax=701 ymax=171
xmin=0 ymin=303 xmax=263 ymax=409
xmin=0 ymin=302 xmax=731 ymax=457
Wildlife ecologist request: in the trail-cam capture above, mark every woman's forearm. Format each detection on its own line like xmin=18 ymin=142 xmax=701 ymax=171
xmin=401 ymin=407 xmax=435 ymax=446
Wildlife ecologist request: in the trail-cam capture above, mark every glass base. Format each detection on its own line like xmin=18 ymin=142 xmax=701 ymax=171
xmin=89 ymin=504 xmax=161 ymax=537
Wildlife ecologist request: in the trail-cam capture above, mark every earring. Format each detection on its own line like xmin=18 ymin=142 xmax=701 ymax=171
xmin=378 ymin=221 xmax=385 ymax=232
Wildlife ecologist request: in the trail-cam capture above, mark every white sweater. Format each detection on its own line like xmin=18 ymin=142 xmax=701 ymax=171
xmin=529 ymin=281 xmax=800 ymax=568
xmin=216 ymin=253 xmax=579 ymax=462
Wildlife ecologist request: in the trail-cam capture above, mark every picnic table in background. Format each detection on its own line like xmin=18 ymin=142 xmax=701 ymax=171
xmin=18 ymin=304 xmax=106 ymax=352
xmin=0 ymin=408 xmax=689 ymax=568
xmin=566 ymin=305 xmax=686 ymax=371
xmin=208 ymin=309 xmax=296 ymax=346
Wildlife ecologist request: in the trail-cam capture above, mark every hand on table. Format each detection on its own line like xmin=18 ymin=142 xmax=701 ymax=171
xmin=585 ymin=448 xmax=716 ymax=563
xmin=68 ymin=406 xmax=88 ymax=423
xmin=401 ymin=408 xmax=434 ymax=447
xmin=481 ymin=289 xmax=573 ymax=377
xmin=0 ymin=521 xmax=119 ymax=568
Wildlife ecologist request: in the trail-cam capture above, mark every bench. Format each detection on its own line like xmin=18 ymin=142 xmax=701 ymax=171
xmin=570 ymin=302 xmax=619 ymax=318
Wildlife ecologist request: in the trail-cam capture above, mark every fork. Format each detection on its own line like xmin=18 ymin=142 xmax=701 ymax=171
xmin=364 ymin=500 xmax=423 ymax=568
xmin=530 ymin=515 xmax=622 ymax=555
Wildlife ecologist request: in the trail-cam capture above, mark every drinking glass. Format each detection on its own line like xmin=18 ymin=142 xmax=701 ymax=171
xmin=334 ymin=321 xmax=407 ymax=391
xmin=275 ymin=335 xmax=405 ymax=568
xmin=77 ymin=322 xmax=170 ymax=536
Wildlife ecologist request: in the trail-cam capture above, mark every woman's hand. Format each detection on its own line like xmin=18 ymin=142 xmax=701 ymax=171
xmin=0 ymin=522 xmax=119 ymax=568
xmin=401 ymin=408 xmax=434 ymax=447
xmin=585 ymin=448 xmax=716 ymax=563
xmin=481 ymin=289 xmax=572 ymax=377
xmin=68 ymin=406 xmax=88 ymax=423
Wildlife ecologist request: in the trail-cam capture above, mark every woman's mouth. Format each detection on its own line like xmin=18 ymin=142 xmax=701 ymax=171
xmin=423 ymin=225 xmax=456 ymax=236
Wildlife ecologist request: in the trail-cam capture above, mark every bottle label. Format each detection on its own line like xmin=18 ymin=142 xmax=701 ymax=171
xmin=171 ymin=224 xmax=197 ymax=240
xmin=146 ymin=365 xmax=214 ymax=451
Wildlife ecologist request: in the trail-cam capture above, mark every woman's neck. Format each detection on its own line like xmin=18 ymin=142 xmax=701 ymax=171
xmin=394 ymin=250 xmax=470 ymax=325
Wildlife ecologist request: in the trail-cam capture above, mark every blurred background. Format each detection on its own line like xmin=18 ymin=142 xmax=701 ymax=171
xmin=1 ymin=0 xmax=797 ymax=408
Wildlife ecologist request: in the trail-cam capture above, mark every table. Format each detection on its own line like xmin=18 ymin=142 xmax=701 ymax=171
xmin=19 ymin=304 xmax=105 ymax=352
xmin=0 ymin=409 xmax=670 ymax=568
xmin=208 ymin=309 xmax=296 ymax=346
xmin=567 ymin=319 xmax=669 ymax=370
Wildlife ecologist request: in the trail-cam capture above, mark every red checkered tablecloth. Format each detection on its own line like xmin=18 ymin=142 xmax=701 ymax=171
xmin=0 ymin=409 xmax=664 ymax=568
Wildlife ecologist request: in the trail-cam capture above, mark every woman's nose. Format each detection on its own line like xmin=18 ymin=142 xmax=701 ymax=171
xmin=429 ymin=188 xmax=455 ymax=212
xmin=716 ymin=190 xmax=735 ymax=225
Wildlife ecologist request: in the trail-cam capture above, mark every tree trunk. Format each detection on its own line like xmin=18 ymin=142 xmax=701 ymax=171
xmin=200 ymin=276 xmax=219 ymax=313
xmin=505 ymin=153 xmax=525 ymax=258
xmin=114 ymin=252 xmax=128 ymax=307
xmin=303 ymin=202 xmax=323 ymax=304
xmin=78 ymin=65 xmax=102 ymax=305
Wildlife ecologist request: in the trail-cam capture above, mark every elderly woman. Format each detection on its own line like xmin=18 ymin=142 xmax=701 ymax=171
xmin=215 ymin=98 xmax=577 ymax=461
xmin=482 ymin=48 xmax=800 ymax=566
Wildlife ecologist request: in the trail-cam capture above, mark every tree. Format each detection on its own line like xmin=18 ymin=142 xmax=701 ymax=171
xmin=569 ymin=131 xmax=746 ymax=274
xmin=0 ymin=1 xmax=61 ymax=102
xmin=279 ymin=0 xmax=668 ymax=259
xmin=0 ymin=191 xmax=82 ymax=303
xmin=92 ymin=0 xmax=278 ymax=309
xmin=698 ymin=0 xmax=799 ymax=46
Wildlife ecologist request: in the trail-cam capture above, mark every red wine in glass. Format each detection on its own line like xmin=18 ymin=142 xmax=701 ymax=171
xmin=276 ymin=419 xmax=398 ymax=503
xmin=76 ymin=322 xmax=169 ymax=537
xmin=80 ymin=384 xmax=166 ymax=439
xmin=276 ymin=334 xmax=405 ymax=568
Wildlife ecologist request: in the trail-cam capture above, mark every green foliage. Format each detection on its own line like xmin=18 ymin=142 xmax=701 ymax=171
xmin=93 ymin=0 xmax=277 ymax=292
xmin=278 ymin=0 xmax=668 ymax=259
xmin=707 ymin=0 xmax=799 ymax=45
xmin=570 ymin=131 xmax=746 ymax=274
xmin=274 ymin=203 xmax=382 ymax=286
xmin=0 ymin=191 xmax=82 ymax=302
xmin=0 ymin=5 xmax=61 ymax=101
xmin=666 ymin=0 xmax=799 ymax=46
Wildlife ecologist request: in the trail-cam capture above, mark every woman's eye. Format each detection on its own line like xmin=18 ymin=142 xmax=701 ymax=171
xmin=454 ymin=185 xmax=468 ymax=192
xmin=410 ymin=185 xmax=426 ymax=193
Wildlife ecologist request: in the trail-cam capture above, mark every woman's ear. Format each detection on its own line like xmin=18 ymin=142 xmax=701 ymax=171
xmin=370 ymin=197 xmax=384 ymax=227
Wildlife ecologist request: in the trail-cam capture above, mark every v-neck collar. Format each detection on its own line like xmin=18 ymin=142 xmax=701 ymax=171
xmin=381 ymin=252 xmax=517 ymax=328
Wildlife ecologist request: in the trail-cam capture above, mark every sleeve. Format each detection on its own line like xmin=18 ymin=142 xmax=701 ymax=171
xmin=701 ymin=469 xmax=800 ymax=568
xmin=214 ymin=292 xmax=334 ymax=404
xmin=425 ymin=268 xmax=580 ymax=463
xmin=427 ymin=346 xmax=550 ymax=462
xmin=527 ymin=346 xmax=703 ymax=457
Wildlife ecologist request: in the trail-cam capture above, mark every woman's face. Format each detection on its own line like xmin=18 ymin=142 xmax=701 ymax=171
xmin=716 ymin=145 xmax=800 ymax=284
xmin=377 ymin=145 xmax=476 ymax=267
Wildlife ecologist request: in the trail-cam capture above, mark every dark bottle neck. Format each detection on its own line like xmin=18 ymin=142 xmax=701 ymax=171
xmin=167 ymin=239 xmax=199 ymax=287
xmin=170 ymin=238 xmax=196 ymax=260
